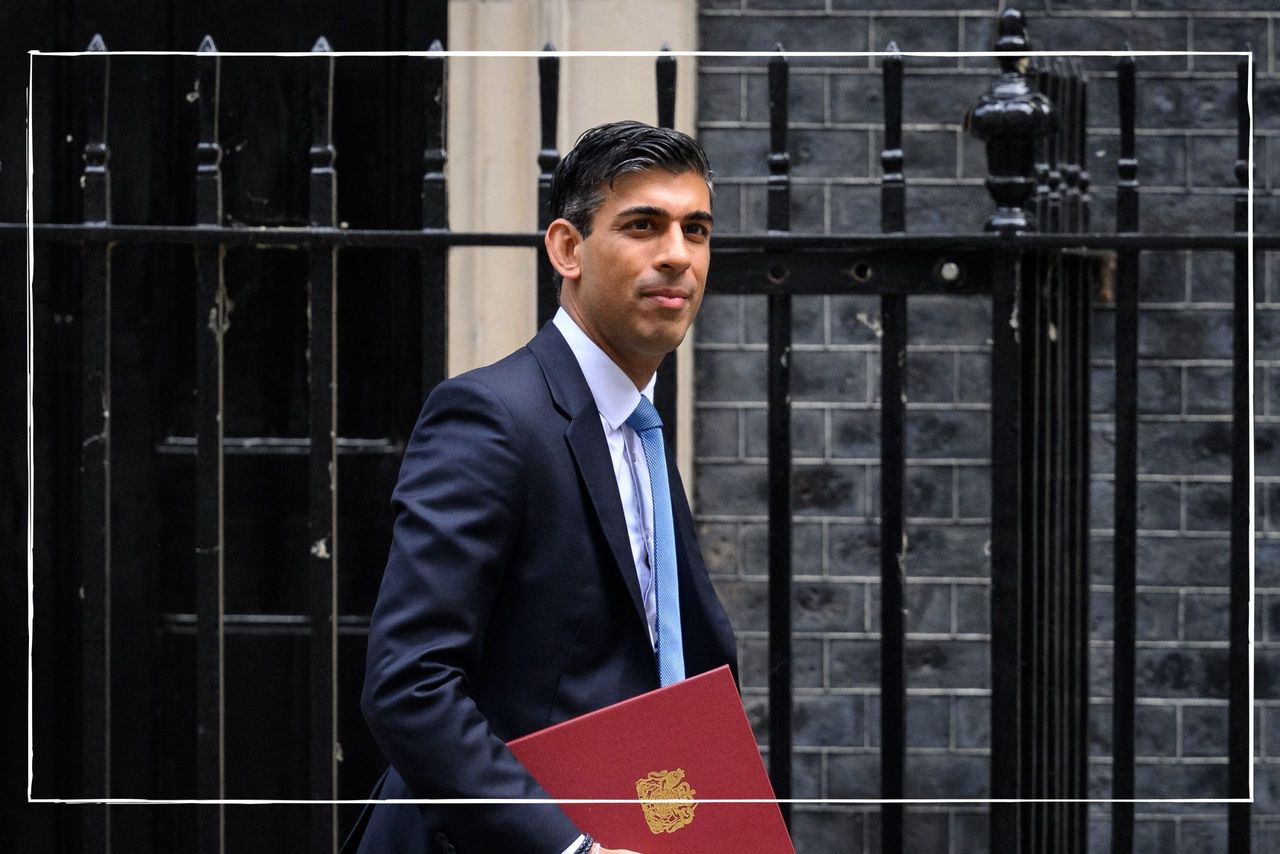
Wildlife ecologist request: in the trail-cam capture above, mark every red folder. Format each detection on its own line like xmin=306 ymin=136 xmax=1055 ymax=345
xmin=507 ymin=665 xmax=794 ymax=853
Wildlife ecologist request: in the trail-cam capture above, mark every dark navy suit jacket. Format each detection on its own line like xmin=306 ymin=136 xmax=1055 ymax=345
xmin=355 ymin=322 xmax=738 ymax=853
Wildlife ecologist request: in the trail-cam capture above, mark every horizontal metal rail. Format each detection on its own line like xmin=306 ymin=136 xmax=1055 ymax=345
xmin=155 ymin=436 xmax=401 ymax=455
xmin=7 ymin=222 xmax=1277 ymax=250
xmin=161 ymin=613 xmax=372 ymax=636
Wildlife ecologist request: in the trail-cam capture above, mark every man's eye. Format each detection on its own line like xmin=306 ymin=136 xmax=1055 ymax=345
xmin=685 ymin=223 xmax=710 ymax=238
xmin=627 ymin=219 xmax=654 ymax=231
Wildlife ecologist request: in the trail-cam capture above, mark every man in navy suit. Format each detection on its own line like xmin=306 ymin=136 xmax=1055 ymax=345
xmin=355 ymin=121 xmax=738 ymax=854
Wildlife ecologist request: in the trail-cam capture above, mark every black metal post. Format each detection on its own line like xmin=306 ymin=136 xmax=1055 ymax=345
xmin=1063 ymin=60 xmax=1090 ymax=854
xmin=1024 ymin=64 xmax=1050 ymax=847
xmin=1227 ymin=55 xmax=1253 ymax=854
xmin=1073 ymin=66 xmax=1092 ymax=854
xmin=764 ymin=46 xmax=792 ymax=828
xmin=536 ymin=46 xmax=559 ymax=330
xmin=1111 ymin=52 xmax=1139 ymax=854
xmin=656 ymin=45 xmax=676 ymax=131
xmin=965 ymin=10 xmax=1052 ymax=851
xmin=878 ymin=42 xmax=907 ymax=854
xmin=421 ymin=41 xmax=448 ymax=397
xmin=79 ymin=33 xmax=111 ymax=854
xmin=193 ymin=34 xmax=226 ymax=854
xmin=654 ymin=46 xmax=679 ymax=448
xmin=307 ymin=36 xmax=339 ymax=854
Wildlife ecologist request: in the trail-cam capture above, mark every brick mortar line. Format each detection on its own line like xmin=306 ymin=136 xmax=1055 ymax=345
xmin=696 ymin=345 xmax=994 ymax=354
xmin=699 ymin=457 xmax=993 ymax=467
xmin=1087 ymin=358 xmax=1243 ymax=367
xmin=738 ymin=684 xmax=991 ymax=696
xmin=697 ymin=65 xmax=1272 ymax=80
xmin=702 ymin=8 xmax=1274 ymax=19
xmin=701 ymin=119 xmax=1278 ymax=136
xmin=1088 ymin=697 xmax=1257 ymax=706
xmin=730 ymin=574 xmax=991 ymax=585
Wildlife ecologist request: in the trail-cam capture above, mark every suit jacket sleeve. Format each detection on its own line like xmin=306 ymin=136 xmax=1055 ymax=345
xmin=361 ymin=375 xmax=580 ymax=851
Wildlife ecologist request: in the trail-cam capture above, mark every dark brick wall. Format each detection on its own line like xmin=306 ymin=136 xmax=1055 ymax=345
xmin=694 ymin=2 xmax=1278 ymax=851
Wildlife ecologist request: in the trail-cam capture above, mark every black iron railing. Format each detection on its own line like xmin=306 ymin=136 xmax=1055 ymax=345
xmin=20 ymin=7 xmax=1266 ymax=854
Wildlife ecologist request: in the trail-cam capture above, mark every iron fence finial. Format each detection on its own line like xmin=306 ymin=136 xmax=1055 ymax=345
xmin=312 ymin=36 xmax=332 ymax=53
xmin=965 ymin=7 xmax=1054 ymax=233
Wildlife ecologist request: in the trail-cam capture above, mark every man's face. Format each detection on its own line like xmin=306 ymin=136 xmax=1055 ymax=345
xmin=557 ymin=168 xmax=712 ymax=384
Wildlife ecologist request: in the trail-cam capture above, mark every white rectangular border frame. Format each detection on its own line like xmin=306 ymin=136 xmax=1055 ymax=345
xmin=26 ymin=48 xmax=1255 ymax=807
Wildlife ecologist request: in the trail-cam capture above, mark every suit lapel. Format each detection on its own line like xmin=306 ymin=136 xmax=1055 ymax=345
xmin=528 ymin=324 xmax=649 ymax=631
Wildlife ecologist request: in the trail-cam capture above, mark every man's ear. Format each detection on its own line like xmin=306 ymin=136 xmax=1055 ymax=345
xmin=544 ymin=218 xmax=583 ymax=283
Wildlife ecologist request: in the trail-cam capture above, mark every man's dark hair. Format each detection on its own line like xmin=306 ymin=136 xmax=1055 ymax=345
xmin=549 ymin=121 xmax=713 ymax=238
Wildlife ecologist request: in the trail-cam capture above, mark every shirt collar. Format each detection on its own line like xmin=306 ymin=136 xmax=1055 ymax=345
xmin=553 ymin=308 xmax=656 ymax=431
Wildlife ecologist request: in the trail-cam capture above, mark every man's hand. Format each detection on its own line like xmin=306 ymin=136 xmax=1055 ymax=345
xmin=592 ymin=845 xmax=644 ymax=854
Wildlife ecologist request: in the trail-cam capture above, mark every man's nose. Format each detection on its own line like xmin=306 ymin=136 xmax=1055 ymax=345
xmin=654 ymin=224 xmax=692 ymax=272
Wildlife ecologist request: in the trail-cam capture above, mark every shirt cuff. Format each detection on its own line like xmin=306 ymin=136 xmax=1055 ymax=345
xmin=559 ymin=834 xmax=587 ymax=854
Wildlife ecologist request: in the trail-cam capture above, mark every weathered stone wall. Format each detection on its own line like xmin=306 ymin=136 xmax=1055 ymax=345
xmin=693 ymin=1 xmax=1278 ymax=850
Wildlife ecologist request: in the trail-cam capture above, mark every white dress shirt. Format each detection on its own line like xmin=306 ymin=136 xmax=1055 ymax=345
xmin=553 ymin=308 xmax=660 ymax=648
xmin=551 ymin=308 xmax=664 ymax=854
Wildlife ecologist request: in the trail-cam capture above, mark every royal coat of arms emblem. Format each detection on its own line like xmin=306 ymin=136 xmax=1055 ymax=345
xmin=635 ymin=768 xmax=698 ymax=834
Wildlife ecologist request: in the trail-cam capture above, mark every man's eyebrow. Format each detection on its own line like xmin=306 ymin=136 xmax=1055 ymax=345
xmin=614 ymin=205 xmax=714 ymax=225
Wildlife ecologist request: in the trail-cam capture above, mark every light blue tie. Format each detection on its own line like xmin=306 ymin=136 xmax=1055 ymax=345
xmin=626 ymin=396 xmax=685 ymax=686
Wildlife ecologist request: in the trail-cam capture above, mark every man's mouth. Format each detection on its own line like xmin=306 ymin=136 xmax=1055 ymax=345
xmin=640 ymin=287 xmax=692 ymax=309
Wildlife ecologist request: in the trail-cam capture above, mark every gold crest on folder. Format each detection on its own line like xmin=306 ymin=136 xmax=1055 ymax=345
xmin=635 ymin=768 xmax=698 ymax=834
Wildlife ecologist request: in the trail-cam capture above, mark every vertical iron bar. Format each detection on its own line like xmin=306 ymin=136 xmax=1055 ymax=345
xmin=1111 ymin=52 xmax=1139 ymax=854
xmin=1061 ymin=61 xmax=1083 ymax=854
xmin=991 ymin=246 xmax=1024 ymax=854
xmin=878 ymin=43 xmax=907 ymax=854
xmin=1227 ymin=55 xmax=1253 ymax=854
xmin=1046 ymin=66 xmax=1063 ymax=236
xmin=79 ymin=34 xmax=111 ymax=854
xmin=1033 ymin=67 xmax=1051 ymax=232
xmin=656 ymin=45 xmax=677 ymax=130
xmin=965 ymin=12 xmax=1053 ymax=850
xmin=1022 ymin=231 xmax=1044 ymax=854
xmin=1024 ymin=65 xmax=1051 ymax=846
xmin=421 ymin=42 xmax=448 ymax=397
xmin=1078 ymin=68 xmax=1091 ymax=233
xmin=1024 ymin=64 xmax=1046 ymax=854
xmin=1062 ymin=69 xmax=1082 ymax=235
xmin=765 ymin=46 xmax=792 ymax=827
xmin=194 ymin=35 xmax=226 ymax=854
xmin=307 ymin=36 xmax=339 ymax=854
xmin=536 ymin=46 xmax=560 ymax=330
xmin=1074 ymin=66 xmax=1092 ymax=854
xmin=654 ymin=47 xmax=679 ymax=447
xmin=1055 ymin=59 xmax=1077 ymax=852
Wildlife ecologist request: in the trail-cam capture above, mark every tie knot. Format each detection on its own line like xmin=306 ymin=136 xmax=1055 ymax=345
xmin=625 ymin=396 xmax=663 ymax=434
